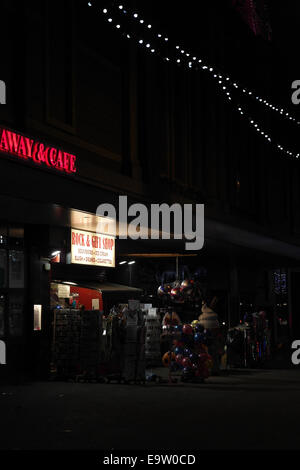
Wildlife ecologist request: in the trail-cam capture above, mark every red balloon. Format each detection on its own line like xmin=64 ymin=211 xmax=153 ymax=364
xmin=198 ymin=353 xmax=210 ymax=363
xmin=182 ymin=324 xmax=193 ymax=335
xmin=182 ymin=357 xmax=192 ymax=368
xmin=173 ymin=339 xmax=184 ymax=347
xmin=175 ymin=354 xmax=184 ymax=365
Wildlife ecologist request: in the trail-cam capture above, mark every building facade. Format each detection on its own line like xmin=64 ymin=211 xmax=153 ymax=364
xmin=0 ymin=0 xmax=299 ymax=377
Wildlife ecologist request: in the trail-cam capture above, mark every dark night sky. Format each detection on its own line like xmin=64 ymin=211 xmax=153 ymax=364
xmin=116 ymin=0 xmax=300 ymax=149
xmin=122 ymin=0 xmax=300 ymax=104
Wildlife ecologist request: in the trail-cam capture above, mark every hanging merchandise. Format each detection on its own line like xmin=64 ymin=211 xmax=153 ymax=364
xmin=121 ymin=302 xmax=146 ymax=383
xmin=101 ymin=306 xmax=126 ymax=378
xmin=79 ymin=310 xmax=103 ymax=381
xmin=145 ymin=309 xmax=162 ymax=367
xmin=52 ymin=308 xmax=104 ymax=381
xmin=52 ymin=308 xmax=81 ymax=379
xmin=226 ymin=310 xmax=271 ymax=368
xmin=161 ymin=317 xmax=213 ymax=383
xmin=157 ymin=279 xmax=202 ymax=304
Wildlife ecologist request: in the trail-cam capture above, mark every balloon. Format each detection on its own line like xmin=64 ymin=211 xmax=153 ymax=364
xmin=181 ymin=279 xmax=191 ymax=290
xmin=198 ymin=353 xmax=210 ymax=364
xmin=182 ymin=324 xmax=193 ymax=335
xmin=182 ymin=357 xmax=192 ymax=368
xmin=170 ymin=287 xmax=182 ymax=300
xmin=175 ymin=354 xmax=184 ymax=365
xmin=173 ymin=324 xmax=183 ymax=333
xmin=174 ymin=346 xmax=184 ymax=355
xmin=194 ymin=333 xmax=205 ymax=343
xmin=189 ymin=353 xmax=198 ymax=363
xmin=183 ymin=348 xmax=191 ymax=357
xmin=195 ymin=324 xmax=205 ymax=333
xmin=173 ymin=339 xmax=184 ymax=348
xmin=191 ymin=320 xmax=200 ymax=329
xmin=157 ymin=285 xmax=167 ymax=296
xmin=162 ymin=351 xmax=175 ymax=367
xmin=181 ymin=280 xmax=194 ymax=297
xmin=180 ymin=333 xmax=189 ymax=344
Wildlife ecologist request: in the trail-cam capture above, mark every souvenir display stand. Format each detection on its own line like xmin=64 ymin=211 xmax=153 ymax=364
xmin=226 ymin=311 xmax=271 ymax=368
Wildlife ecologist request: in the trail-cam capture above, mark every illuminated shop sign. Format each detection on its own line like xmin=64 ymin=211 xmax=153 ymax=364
xmin=0 ymin=127 xmax=77 ymax=174
xmin=71 ymin=229 xmax=115 ymax=267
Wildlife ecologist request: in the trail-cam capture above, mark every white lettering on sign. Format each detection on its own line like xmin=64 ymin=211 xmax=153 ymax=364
xmin=0 ymin=340 xmax=6 ymax=364
xmin=0 ymin=81 xmax=6 ymax=104
xmin=71 ymin=229 xmax=115 ymax=267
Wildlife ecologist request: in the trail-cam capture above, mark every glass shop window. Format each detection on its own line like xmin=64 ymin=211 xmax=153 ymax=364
xmin=9 ymin=251 xmax=24 ymax=289
xmin=8 ymin=294 xmax=23 ymax=337
xmin=0 ymin=295 xmax=5 ymax=337
xmin=0 ymin=250 xmax=7 ymax=288
xmin=0 ymin=225 xmax=8 ymax=248
xmin=9 ymin=226 xmax=24 ymax=249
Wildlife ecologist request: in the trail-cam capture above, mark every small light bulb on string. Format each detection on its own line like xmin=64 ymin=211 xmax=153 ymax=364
xmin=99 ymin=2 xmax=300 ymax=158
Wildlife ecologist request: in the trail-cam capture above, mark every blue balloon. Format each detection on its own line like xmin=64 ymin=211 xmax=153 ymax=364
xmin=174 ymin=324 xmax=183 ymax=333
xmin=180 ymin=333 xmax=189 ymax=343
xmin=194 ymin=333 xmax=205 ymax=343
xmin=195 ymin=324 xmax=204 ymax=333
xmin=189 ymin=353 xmax=198 ymax=363
xmin=174 ymin=346 xmax=184 ymax=355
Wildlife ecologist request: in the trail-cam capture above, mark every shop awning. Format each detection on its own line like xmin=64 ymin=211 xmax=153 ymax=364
xmin=52 ymin=280 xmax=142 ymax=294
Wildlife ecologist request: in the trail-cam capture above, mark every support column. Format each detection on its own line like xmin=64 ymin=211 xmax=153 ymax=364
xmin=229 ymin=260 xmax=240 ymax=328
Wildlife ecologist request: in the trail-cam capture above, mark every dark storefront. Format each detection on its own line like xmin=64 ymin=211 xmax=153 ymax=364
xmin=1 ymin=1 xmax=300 ymax=381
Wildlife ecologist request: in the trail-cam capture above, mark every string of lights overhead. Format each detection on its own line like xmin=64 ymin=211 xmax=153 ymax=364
xmin=87 ymin=0 xmax=300 ymax=160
